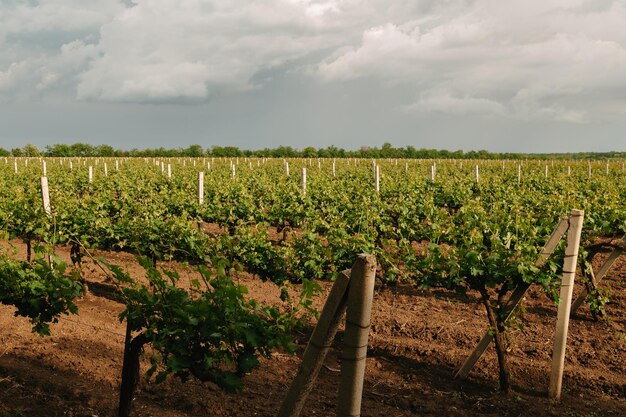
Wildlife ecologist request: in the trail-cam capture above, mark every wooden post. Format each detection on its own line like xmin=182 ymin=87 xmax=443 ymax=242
xmin=285 ymin=161 xmax=290 ymax=176
xmin=301 ymin=168 xmax=307 ymax=194
xmin=116 ymin=160 xmax=119 ymax=171
xmin=567 ymin=166 xmax=571 ymax=176
xmin=475 ymin=165 xmax=479 ymax=183
xmin=104 ymin=163 xmax=108 ymax=177
xmin=374 ymin=165 xmax=380 ymax=194
xmin=42 ymin=160 xmax=47 ymax=176
xmin=89 ymin=166 xmax=93 ymax=183
xmin=545 ymin=165 xmax=548 ymax=178
xmin=337 ymin=254 xmax=376 ymax=417
xmin=587 ymin=161 xmax=591 ymax=178
xmin=198 ymin=172 xmax=204 ymax=205
xmin=167 ymin=163 xmax=172 ymax=179
xmin=14 ymin=160 xmax=17 ymax=174
xmin=332 ymin=160 xmax=336 ymax=177
xmin=40 ymin=177 xmax=51 ymax=215
xmin=549 ymin=209 xmax=584 ymax=400
xmin=455 ymin=217 xmax=569 ymax=379
xmin=278 ymin=271 xmax=351 ymax=417
xmin=231 ymin=164 xmax=236 ymax=179
xmin=517 ymin=164 xmax=521 ymax=184
xmin=606 ymin=162 xmax=609 ymax=175
xmin=430 ymin=164 xmax=435 ymax=182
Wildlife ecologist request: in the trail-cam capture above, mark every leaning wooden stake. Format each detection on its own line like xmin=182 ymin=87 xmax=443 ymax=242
xmin=337 ymin=254 xmax=376 ymax=417
xmin=278 ymin=271 xmax=351 ymax=417
xmin=455 ymin=217 xmax=569 ymax=379
xmin=570 ymin=236 xmax=626 ymax=316
xmin=549 ymin=209 xmax=584 ymax=400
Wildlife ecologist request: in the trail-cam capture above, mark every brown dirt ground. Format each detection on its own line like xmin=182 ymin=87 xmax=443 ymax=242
xmin=0 ymin=238 xmax=625 ymax=417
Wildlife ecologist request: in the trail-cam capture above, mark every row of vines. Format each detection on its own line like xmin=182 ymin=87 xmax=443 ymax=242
xmin=1 ymin=156 xmax=625 ymax=412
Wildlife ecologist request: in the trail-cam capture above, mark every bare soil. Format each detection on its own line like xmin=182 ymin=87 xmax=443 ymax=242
xmin=0 ymin=238 xmax=625 ymax=417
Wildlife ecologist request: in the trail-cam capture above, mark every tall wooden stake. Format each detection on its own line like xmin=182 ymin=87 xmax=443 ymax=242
xmin=337 ymin=254 xmax=376 ymax=417
xmin=374 ymin=166 xmax=380 ymax=194
xmin=41 ymin=177 xmax=51 ymax=215
xmin=198 ymin=171 xmax=204 ymax=205
xmin=549 ymin=209 xmax=584 ymax=400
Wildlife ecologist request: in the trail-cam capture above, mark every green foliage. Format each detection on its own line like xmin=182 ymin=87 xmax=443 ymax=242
xmin=0 ymin=254 xmax=82 ymax=335
xmin=105 ymin=256 xmax=294 ymax=392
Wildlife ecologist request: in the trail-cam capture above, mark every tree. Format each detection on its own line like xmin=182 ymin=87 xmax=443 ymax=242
xmin=70 ymin=143 xmax=95 ymax=157
xmin=302 ymin=147 xmax=317 ymax=158
xmin=0 ymin=147 xmax=10 ymax=156
xmin=96 ymin=145 xmax=115 ymax=157
xmin=19 ymin=144 xmax=41 ymax=157
xmin=181 ymin=144 xmax=204 ymax=157
xmin=46 ymin=144 xmax=73 ymax=157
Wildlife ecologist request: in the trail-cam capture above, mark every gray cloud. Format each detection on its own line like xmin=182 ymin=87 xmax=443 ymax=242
xmin=1 ymin=0 xmax=626 ymax=151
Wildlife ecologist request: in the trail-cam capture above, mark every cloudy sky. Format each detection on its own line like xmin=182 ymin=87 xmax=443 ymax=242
xmin=1 ymin=0 xmax=626 ymax=152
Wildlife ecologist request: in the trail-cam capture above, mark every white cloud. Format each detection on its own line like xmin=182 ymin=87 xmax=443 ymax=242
xmin=76 ymin=0 xmax=369 ymax=102
xmin=319 ymin=0 xmax=626 ymax=122
xmin=1 ymin=0 xmax=626 ymax=123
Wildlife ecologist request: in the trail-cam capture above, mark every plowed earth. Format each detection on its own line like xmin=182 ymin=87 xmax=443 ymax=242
xmin=0 ymin=239 xmax=625 ymax=417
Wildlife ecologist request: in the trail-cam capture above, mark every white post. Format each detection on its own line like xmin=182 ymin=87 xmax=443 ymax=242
xmin=301 ymin=167 xmax=307 ymax=194
xmin=567 ymin=166 xmax=571 ymax=176
xmin=69 ymin=160 xmax=73 ymax=170
xmin=517 ymin=164 xmax=521 ymax=184
xmin=404 ymin=162 xmax=408 ymax=174
xmin=231 ymin=164 xmax=236 ymax=179
xmin=14 ymin=160 xmax=17 ymax=174
xmin=606 ymin=162 xmax=609 ymax=175
xmin=167 ymin=163 xmax=172 ymax=179
xmin=549 ymin=209 xmax=584 ymax=400
xmin=40 ymin=177 xmax=51 ymax=215
xmin=332 ymin=160 xmax=336 ymax=177
xmin=198 ymin=172 xmax=204 ymax=205
xmin=285 ymin=162 xmax=290 ymax=176
xmin=116 ymin=160 xmax=119 ymax=171
xmin=375 ymin=165 xmax=380 ymax=194
xmin=587 ymin=161 xmax=591 ymax=178
xmin=161 ymin=161 xmax=165 ymax=174
xmin=89 ymin=166 xmax=93 ymax=183
xmin=430 ymin=164 xmax=435 ymax=182
xmin=104 ymin=163 xmax=108 ymax=177
xmin=475 ymin=165 xmax=479 ymax=183
xmin=545 ymin=165 xmax=548 ymax=179
xmin=42 ymin=160 xmax=47 ymax=176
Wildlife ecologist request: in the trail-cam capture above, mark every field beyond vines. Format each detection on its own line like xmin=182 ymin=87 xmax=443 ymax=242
xmin=0 ymin=156 xmax=625 ymax=416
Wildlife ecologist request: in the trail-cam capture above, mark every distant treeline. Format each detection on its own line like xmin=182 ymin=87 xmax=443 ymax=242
xmin=2 ymin=142 xmax=625 ymax=160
